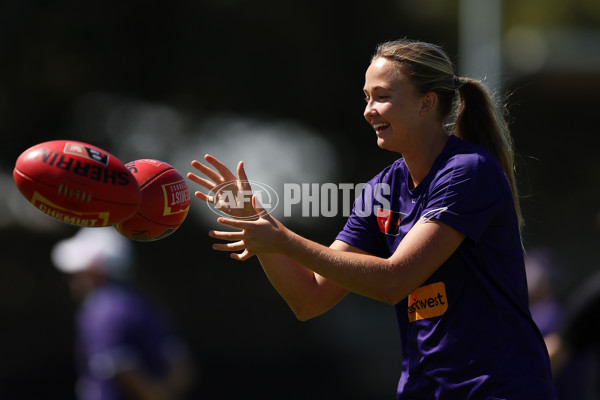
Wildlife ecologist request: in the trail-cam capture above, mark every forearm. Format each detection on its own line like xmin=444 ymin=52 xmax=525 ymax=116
xmin=211 ymin=202 xmax=464 ymax=307
xmin=281 ymin=231 xmax=405 ymax=305
xmin=257 ymin=253 xmax=347 ymax=320
xmin=279 ymin=220 xmax=464 ymax=305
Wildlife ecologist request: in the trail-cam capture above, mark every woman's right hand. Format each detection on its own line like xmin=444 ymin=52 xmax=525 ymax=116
xmin=187 ymin=154 xmax=258 ymax=220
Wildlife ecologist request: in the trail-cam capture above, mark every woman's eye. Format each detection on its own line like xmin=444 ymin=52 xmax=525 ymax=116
xmin=364 ymin=94 xmax=389 ymax=103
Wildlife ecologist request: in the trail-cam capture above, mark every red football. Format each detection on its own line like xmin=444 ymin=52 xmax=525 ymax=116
xmin=13 ymin=140 xmax=141 ymax=227
xmin=115 ymin=159 xmax=190 ymax=241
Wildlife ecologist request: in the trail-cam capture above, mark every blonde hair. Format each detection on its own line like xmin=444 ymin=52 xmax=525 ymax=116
xmin=373 ymin=39 xmax=522 ymax=227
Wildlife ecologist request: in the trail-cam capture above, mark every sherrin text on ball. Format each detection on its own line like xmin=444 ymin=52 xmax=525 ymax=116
xmin=13 ymin=140 xmax=141 ymax=226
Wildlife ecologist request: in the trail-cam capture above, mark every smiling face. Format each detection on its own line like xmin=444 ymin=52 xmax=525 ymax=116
xmin=363 ymin=57 xmax=428 ymax=153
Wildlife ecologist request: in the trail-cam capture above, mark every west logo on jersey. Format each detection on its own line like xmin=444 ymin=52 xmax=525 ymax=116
xmin=407 ymin=282 xmax=448 ymax=322
xmin=376 ymin=208 xmax=406 ymax=236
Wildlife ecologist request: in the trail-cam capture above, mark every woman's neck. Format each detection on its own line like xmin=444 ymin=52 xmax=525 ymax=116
xmin=403 ymin=127 xmax=449 ymax=189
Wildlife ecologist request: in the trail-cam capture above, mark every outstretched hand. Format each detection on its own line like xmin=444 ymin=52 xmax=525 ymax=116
xmin=187 ymin=154 xmax=257 ymax=220
xmin=210 ymin=195 xmax=290 ymax=261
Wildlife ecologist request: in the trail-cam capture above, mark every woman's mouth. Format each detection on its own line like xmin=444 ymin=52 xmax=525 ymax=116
xmin=372 ymin=122 xmax=390 ymax=134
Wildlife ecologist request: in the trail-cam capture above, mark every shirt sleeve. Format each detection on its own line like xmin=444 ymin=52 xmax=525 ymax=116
xmin=425 ymin=152 xmax=512 ymax=243
xmin=336 ymin=178 xmax=388 ymax=257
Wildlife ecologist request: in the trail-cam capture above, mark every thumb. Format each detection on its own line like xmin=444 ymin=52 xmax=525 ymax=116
xmin=252 ymin=194 xmax=268 ymax=218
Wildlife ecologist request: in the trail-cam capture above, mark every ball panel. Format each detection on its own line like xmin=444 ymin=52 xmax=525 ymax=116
xmin=138 ymin=169 xmax=190 ymax=224
xmin=115 ymin=159 xmax=190 ymax=241
xmin=114 ymin=213 xmax=178 ymax=242
xmin=13 ymin=169 xmax=112 ymax=226
xmin=13 ymin=140 xmax=141 ymax=226
xmin=126 ymin=159 xmax=172 ymax=189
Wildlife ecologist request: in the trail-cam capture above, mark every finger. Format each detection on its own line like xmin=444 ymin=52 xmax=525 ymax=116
xmin=212 ymin=241 xmax=247 ymax=251
xmin=252 ymin=195 xmax=270 ymax=218
xmin=190 ymin=159 xmax=223 ymax=184
xmin=215 ymin=217 xmax=252 ymax=230
xmin=231 ymin=248 xmax=255 ymax=261
xmin=205 ymin=154 xmax=237 ymax=182
xmin=209 ymin=229 xmax=246 ymax=241
xmin=194 ymin=191 xmax=213 ymax=204
xmin=236 ymin=161 xmax=252 ymax=191
xmin=186 ymin=173 xmax=217 ymax=191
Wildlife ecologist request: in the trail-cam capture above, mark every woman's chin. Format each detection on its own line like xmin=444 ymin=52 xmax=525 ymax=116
xmin=376 ymin=137 xmax=391 ymax=150
xmin=376 ymin=138 xmax=400 ymax=153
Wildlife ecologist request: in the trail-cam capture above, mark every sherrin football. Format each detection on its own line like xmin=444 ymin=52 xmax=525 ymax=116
xmin=115 ymin=159 xmax=190 ymax=241
xmin=13 ymin=140 xmax=141 ymax=227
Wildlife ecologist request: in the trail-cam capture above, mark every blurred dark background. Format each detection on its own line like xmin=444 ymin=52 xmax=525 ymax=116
xmin=1 ymin=0 xmax=599 ymax=399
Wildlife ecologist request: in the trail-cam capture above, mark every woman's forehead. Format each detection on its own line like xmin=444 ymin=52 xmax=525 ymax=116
xmin=365 ymin=57 xmax=407 ymax=88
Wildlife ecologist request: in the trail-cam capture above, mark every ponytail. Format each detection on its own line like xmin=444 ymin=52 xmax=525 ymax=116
xmin=453 ymin=79 xmax=522 ymax=228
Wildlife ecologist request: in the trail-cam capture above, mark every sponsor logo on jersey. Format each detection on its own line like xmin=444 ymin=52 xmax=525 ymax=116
xmin=407 ymin=282 xmax=448 ymax=322
xmin=376 ymin=208 xmax=406 ymax=236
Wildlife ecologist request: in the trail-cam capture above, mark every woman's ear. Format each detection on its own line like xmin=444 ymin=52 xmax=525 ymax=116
xmin=419 ymin=92 xmax=438 ymax=116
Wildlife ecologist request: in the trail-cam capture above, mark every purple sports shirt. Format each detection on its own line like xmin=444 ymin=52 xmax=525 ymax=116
xmin=75 ymin=283 xmax=183 ymax=400
xmin=337 ymin=135 xmax=556 ymax=399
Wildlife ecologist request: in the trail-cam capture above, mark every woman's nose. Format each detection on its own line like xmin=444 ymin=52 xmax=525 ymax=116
xmin=364 ymin=100 xmax=377 ymax=119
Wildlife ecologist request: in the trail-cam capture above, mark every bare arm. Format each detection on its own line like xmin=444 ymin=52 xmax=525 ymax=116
xmin=187 ymin=156 xmax=380 ymax=320
xmin=189 ymin=155 xmax=465 ymax=317
xmin=211 ymin=198 xmax=465 ymax=305
xmin=257 ymin=240 xmax=370 ymax=321
xmin=280 ymin=217 xmax=465 ymax=305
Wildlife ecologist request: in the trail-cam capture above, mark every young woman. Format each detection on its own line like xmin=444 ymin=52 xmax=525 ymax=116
xmin=188 ymin=39 xmax=556 ymax=399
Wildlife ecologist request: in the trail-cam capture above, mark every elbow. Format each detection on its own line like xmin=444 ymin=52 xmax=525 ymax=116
xmin=378 ymin=284 xmax=407 ymax=306
xmin=378 ymin=264 xmax=410 ymax=305
xmin=385 ymin=288 xmax=412 ymax=306
xmin=287 ymin=291 xmax=345 ymax=321
xmin=289 ymin=302 xmax=332 ymax=322
xmin=292 ymin=307 xmax=323 ymax=322
xmin=376 ymin=291 xmax=400 ymax=306
xmin=383 ymin=295 xmax=402 ymax=306
xmin=294 ymin=312 xmax=313 ymax=322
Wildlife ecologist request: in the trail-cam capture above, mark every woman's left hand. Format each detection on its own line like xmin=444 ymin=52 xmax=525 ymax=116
xmin=209 ymin=195 xmax=290 ymax=261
